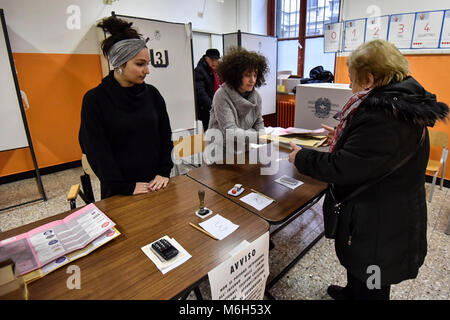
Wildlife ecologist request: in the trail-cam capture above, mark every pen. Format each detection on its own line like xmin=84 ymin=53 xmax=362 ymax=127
xmin=250 ymin=189 xmax=276 ymax=202
xmin=189 ymin=222 xmax=218 ymax=240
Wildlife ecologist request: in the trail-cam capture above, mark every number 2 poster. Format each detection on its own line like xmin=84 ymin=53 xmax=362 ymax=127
xmin=412 ymin=11 xmax=444 ymax=49
xmin=365 ymin=16 xmax=389 ymax=42
xmin=387 ymin=13 xmax=415 ymax=49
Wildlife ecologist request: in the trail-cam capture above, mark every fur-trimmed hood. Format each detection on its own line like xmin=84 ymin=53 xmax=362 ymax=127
xmin=361 ymin=76 xmax=449 ymax=127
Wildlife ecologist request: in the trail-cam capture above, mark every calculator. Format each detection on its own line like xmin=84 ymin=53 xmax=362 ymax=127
xmin=280 ymin=176 xmax=299 ymax=186
xmin=151 ymin=239 xmax=179 ymax=261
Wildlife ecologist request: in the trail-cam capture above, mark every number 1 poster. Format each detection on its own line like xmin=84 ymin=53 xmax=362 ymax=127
xmin=387 ymin=13 xmax=415 ymax=49
xmin=439 ymin=10 xmax=450 ymax=48
xmin=365 ymin=15 xmax=389 ymax=42
xmin=412 ymin=11 xmax=444 ymax=49
xmin=343 ymin=18 xmax=366 ymax=52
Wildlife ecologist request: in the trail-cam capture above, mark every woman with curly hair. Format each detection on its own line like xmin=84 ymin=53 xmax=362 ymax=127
xmin=207 ymin=46 xmax=268 ymax=156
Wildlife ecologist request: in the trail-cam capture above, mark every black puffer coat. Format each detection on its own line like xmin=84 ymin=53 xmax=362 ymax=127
xmin=294 ymin=76 xmax=448 ymax=286
xmin=194 ymin=56 xmax=215 ymax=130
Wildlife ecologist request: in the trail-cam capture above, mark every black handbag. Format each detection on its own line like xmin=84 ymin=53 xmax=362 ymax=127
xmin=322 ymin=128 xmax=426 ymax=239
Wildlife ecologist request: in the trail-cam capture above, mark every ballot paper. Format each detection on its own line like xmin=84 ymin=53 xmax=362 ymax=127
xmin=239 ymin=192 xmax=274 ymax=211
xmin=199 ymin=214 xmax=239 ymax=240
xmin=274 ymin=175 xmax=304 ymax=190
xmin=141 ymin=236 xmax=191 ymax=275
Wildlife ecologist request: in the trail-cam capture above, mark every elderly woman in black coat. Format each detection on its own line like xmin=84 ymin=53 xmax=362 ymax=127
xmin=289 ymin=39 xmax=448 ymax=300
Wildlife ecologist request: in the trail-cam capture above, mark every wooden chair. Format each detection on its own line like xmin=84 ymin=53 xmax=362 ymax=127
xmin=172 ymin=121 xmax=205 ymax=176
xmin=427 ymin=130 xmax=448 ymax=202
xmin=67 ymin=154 xmax=96 ymax=209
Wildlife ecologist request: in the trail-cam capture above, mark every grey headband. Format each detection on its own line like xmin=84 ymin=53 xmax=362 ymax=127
xmin=108 ymin=38 xmax=148 ymax=68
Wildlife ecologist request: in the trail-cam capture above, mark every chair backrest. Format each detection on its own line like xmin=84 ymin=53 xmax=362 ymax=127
xmin=81 ymin=154 xmax=98 ymax=179
xmin=173 ymin=133 xmax=205 ymax=160
xmin=429 ymin=130 xmax=448 ymax=148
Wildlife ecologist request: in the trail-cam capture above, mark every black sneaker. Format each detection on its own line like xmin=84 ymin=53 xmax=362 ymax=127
xmin=327 ymin=285 xmax=351 ymax=300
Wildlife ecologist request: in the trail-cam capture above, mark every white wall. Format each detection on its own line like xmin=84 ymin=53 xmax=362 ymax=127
xmin=0 ymin=0 xmax=239 ymax=54
xmin=250 ymin=0 xmax=268 ymax=35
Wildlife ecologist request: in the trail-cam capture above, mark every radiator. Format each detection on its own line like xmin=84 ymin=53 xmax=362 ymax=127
xmin=276 ymin=101 xmax=295 ymax=128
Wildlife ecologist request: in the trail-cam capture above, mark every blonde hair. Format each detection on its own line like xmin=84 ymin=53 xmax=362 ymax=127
xmin=347 ymin=39 xmax=409 ymax=88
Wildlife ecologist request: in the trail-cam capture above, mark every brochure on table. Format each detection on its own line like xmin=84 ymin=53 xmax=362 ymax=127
xmin=21 ymin=227 xmax=121 ymax=284
xmin=0 ymin=203 xmax=116 ymax=276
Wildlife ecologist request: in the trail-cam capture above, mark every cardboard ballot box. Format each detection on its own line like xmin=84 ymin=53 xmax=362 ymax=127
xmin=295 ymin=83 xmax=353 ymax=129
xmin=0 ymin=259 xmax=28 ymax=300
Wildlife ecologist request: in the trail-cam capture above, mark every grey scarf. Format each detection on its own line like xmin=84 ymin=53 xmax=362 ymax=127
xmin=108 ymin=38 xmax=148 ymax=68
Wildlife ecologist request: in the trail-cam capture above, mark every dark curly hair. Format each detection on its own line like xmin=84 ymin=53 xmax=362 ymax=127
xmin=217 ymin=46 xmax=269 ymax=91
xmin=97 ymin=16 xmax=142 ymax=58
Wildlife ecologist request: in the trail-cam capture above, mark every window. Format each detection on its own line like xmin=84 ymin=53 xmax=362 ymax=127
xmin=274 ymin=0 xmax=340 ymax=77
xmin=306 ymin=0 xmax=340 ymax=36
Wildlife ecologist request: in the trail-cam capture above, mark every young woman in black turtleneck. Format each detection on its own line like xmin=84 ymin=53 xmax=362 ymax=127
xmin=79 ymin=17 xmax=173 ymax=199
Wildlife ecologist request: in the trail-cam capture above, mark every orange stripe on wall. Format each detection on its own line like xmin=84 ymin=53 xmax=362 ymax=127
xmin=335 ymin=55 xmax=450 ymax=180
xmin=0 ymin=53 xmax=103 ymax=177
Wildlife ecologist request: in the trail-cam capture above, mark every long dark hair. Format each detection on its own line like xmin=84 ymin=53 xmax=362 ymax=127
xmin=97 ymin=16 xmax=142 ymax=58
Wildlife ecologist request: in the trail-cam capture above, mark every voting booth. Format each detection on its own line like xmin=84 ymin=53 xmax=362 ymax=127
xmin=223 ymin=31 xmax=277 ymax=116
xmin=294 ymin=83 xmax=352 ymax=129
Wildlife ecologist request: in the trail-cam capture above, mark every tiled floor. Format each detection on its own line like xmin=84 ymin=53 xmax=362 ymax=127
xmin=0 ymin=166 xmax=448 ymax=300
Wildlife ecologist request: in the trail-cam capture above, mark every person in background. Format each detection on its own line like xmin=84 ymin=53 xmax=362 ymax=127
xmin=288 ymin=39 xmax=448 ymax=300
xmin=79 ymin=16 xmax=173 ymax=199
xmin=208 ymin=46 xmax=268 ymax=156
xmin=194 ymin=48 xmax=221 ymax=132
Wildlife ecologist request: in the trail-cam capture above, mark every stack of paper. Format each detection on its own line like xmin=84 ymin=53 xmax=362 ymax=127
xmin=199 ymin=215 xmax=239 ymax=240
xmin=141 ymin=236 xmax=191 ymax=274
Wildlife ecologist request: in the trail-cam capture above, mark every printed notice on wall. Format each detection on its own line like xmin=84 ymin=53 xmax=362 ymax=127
xmin=365 ymin=15 xmax=389 ymax=42
xmin=208 ymin=231 xmax=269 ymax=300
xmin=324 ymin=22 xmax=342 ymax=53
xmin=387 ymin=13 xmax=415 ymax=49
xmin=412 ymin=11 xmax=444 ymax=49
xmin=439 ymin=10 xmax=450 ymax=48
xmin=343 ymin=18 xmax=366 ymax=52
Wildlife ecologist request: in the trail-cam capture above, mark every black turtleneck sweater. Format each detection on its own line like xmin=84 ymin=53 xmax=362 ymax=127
xmin=79 ymin=71 xmax=173 ymax=199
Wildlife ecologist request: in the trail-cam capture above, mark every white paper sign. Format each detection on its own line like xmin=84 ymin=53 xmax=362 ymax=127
xmin=365 ymin=16 xmax=389 ymax=42
xmin=324 ymin=22 xmax=342 ymax=52
xmin=439 ymin=10 xmax=450 ymax=48
xmin=343 ymin=19 xmax=366 ymax=52
xmin=412 ymin=11 xmax=444 ymax=49
xmin=388 ymin=13 xmax=415 ymax=49
xmin=240 ymin=193 xmax=273 ymax=211
xmin=208 ymin=231 xmax=270 ymax=300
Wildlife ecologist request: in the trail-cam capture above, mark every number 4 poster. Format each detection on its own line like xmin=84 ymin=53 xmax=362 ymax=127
xmin=343 ymin=19 xmax=366 ymax=52
xmin=388 ymin=13 xmax=415 ymax=49
xmin=412 ymin=11 xmax=444 ymax=49
xmin=439 ymin=10 xmax=450 ymax=48
xmin=365 ymin=16 xmax=389 ymax=42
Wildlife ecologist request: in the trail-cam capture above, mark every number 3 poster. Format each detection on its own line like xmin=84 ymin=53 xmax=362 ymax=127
xmin=365 ymin=16 xmax=389 ymax=42
xmin=412 ymin=11 xmax=444 ymax=49
xmin=387 ymin=13 xmax=415 ymax=49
